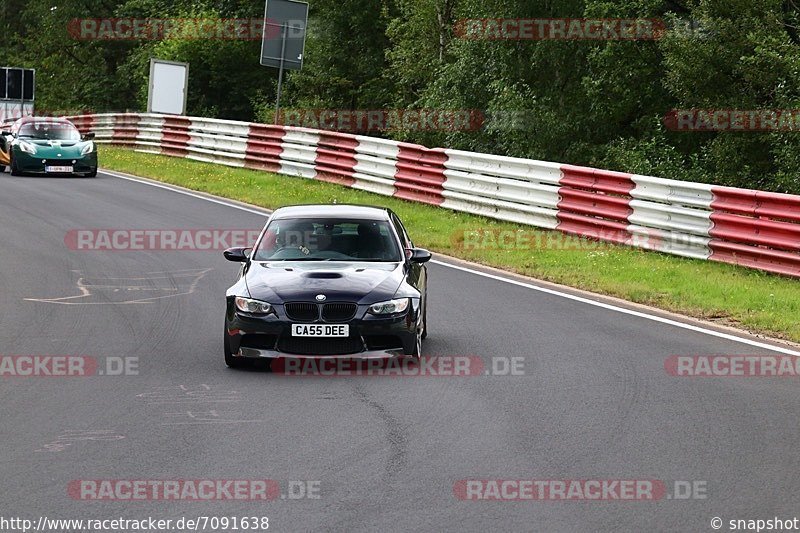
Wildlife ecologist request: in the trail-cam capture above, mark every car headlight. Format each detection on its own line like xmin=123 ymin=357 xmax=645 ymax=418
xmin=368 ymin=297 xmax=410 ymax=315
xmin=234 ymin=296 xmax=274 ymax=315
xmin=18 ymin=141 xmax=36 ymax=155
xmin=80 ymin=142 xmax=94 ymax=155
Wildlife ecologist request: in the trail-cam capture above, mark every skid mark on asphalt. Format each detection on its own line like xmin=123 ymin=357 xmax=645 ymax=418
xmin=353 ymin=386 xmax=408 ymax=478
xmin=23 ymin=268 xmax=211 ymax=305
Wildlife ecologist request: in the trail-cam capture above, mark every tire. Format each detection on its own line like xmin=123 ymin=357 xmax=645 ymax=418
xmin=405 ymin=309 xmax=423 ymax=360
xmin=84 ymin=168 xmax=97 ymax=178
xmin=9 ymin=157 xmax=21 ymax=176
xmin=224 ymin=330 xmax=244 ymax=368
xmin=0 ymin=165 xmax=5 ymax=173
xmin=421 ymin=297 xmax=428 ymax=340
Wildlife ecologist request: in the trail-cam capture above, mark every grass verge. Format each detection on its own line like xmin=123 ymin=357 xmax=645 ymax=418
xmin=99 ymin=146 xmax=800 ymax=343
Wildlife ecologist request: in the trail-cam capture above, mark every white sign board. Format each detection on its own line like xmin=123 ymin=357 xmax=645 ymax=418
xmin=0 ymin=101 xmax=34 ymax=125
xmin=147 ymin=59 xmax=188 ymax=115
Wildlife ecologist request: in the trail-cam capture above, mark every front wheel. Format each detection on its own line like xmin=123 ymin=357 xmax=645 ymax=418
xmin=224 ymin=331 xmax=244 ymax=368
xmin=0 ymin=165 xmax=5 ymax=173
xmin=405 ymin=314 xmax=423 ymax=360
xmin=421 ymin=298 xmax=428 ymax=340
xmin=9 ymin=157 xmax=21 ymax=176
xmin=84 ymin=168 xmax=97 ymax=178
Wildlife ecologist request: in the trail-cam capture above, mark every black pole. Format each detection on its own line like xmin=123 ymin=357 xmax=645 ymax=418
xmin=274 ymin=23 xmax=287 ymax=125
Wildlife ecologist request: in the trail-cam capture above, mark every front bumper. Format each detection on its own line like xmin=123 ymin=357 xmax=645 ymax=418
xmin=13 ymin=150 xmax=97 ymax=175
xmin=225 ymin=298 xmax=420 ymax=359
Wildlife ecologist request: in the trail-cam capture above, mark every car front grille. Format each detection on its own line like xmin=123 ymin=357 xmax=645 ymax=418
xmin=285 ymin=302 xmax=318 ymax=322
xmin=321 ymin=303 xmax=358 ymax=322
xmin=285 ymin=302 xmax=359 ymax=322
xmin=277 ymin=336 xmax=364 ymax=356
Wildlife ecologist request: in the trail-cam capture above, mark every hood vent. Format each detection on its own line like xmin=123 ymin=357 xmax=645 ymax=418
xmin=303 ymin=272 xmax=343 ymax=279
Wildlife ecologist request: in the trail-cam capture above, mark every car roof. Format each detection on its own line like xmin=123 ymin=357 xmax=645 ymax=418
xmin=16 ymin=117 xmax=72 ymax=125
xmin=271 ymin=204 xmax=393 ymax=221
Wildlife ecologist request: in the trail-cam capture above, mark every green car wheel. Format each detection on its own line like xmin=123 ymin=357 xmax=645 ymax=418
xmin=10 ymin=157 xmax=21 ymax=176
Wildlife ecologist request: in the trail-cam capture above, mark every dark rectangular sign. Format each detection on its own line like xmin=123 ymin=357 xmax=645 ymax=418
xmin=23 ymin=69 xmax=34 ymax=100
xmin=260 ymin=0 xmax=308 ymax=71
xmin=1 ymin=68 xmax=34 ymax=100
xmin=6 ymin=68 xmax=22 ymax=100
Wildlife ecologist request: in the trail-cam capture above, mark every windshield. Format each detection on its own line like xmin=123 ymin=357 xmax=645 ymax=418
xmin=253 ymin=217 xmax=402 ymax=262
xmin=18 ymin=121 xmax=81 ymax=141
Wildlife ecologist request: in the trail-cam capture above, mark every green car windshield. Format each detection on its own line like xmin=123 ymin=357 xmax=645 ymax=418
xmin=18 ymin=122 xmax=81 ymax=141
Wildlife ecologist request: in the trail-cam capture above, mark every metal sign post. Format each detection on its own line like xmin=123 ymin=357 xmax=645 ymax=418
xmin=274 ymin=23 xmax=288 ymax=124
xmin=260 ymin=0 xmax=308 ymax=124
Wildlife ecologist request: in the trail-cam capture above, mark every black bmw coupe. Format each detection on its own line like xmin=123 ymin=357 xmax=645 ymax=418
xmin=223 ymin=205 xmax=431 ymax=367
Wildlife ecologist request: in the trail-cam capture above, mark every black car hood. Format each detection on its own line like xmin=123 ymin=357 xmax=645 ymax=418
xmin=245 ymin=261 xmax=405 ymax=304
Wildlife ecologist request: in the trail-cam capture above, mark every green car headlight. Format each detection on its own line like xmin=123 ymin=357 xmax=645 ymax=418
xmin=18 ymin=141 xmax=36 ymax=155
xmin=80 ymin=142 xmax=94 ymax=155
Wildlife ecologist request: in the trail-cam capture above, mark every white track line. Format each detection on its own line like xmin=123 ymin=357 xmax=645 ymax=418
xmin=430 ymin=260 xmax=800 ymax=356
xmin=101 ymin=168 xmax=800 ymax=356
xmin=103 ymin=169 xmax=270 ymax=216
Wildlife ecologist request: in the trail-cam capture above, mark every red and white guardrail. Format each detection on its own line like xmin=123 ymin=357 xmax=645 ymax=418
xmin=67 ymin=113 xmax=800 ymax=278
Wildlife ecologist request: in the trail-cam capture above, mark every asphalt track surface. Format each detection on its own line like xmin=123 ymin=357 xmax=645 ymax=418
xmin=1 ymin=170 xmax=799 ymax=532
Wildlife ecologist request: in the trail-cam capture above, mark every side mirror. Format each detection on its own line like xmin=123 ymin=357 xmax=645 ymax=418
xmin=223 ymin=247 xmax=251 ymax=262
xmin=82 ymin=132 xmax=95 ymax=141
xmin=1 ymin=130 xmax=10 ymax=136
xmin=409 ymin=248 xmax=432 ymax=264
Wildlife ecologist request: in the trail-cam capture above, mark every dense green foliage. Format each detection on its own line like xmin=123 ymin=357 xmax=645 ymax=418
xmin=3 ymin=0 xmax=800 ymax=192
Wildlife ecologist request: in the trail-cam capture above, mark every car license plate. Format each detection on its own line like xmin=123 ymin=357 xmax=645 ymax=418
xmin=45 ymin=165 xmax=73 ymax=173
xmin=292 ymin=324 xmax=349 ymax=337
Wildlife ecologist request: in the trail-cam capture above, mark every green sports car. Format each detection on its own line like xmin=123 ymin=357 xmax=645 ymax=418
xmin=0 ymin=117 xmax=97 ymax=177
